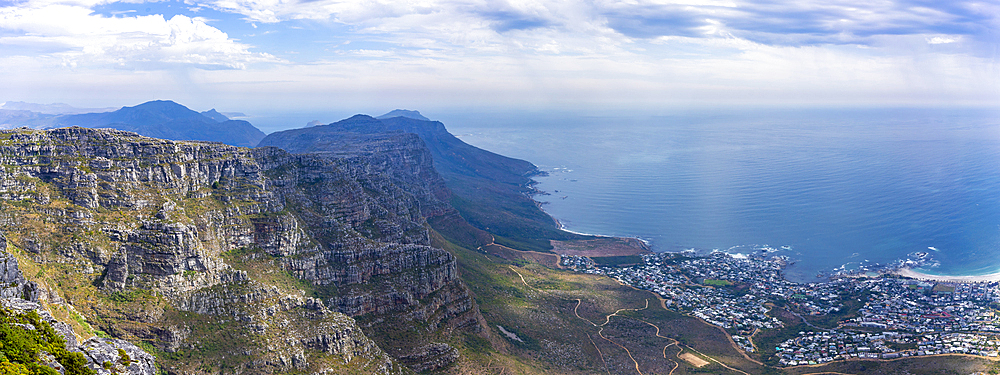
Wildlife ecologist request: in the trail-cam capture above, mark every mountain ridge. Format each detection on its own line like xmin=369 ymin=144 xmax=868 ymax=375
xmin=0 ymin=126 xmax=484 ymax=373
xmin=0 ymin=100 xmax=266 ymax=148
xmin=0 ymin=101 xmax=118 ymax=115
xmin=260 ymin=113 xmax=584 ymax=252
xmin=50 ymin=100 xmax=266 ymax=147
xmin=377 ymin=109 xmax=430 ymax=121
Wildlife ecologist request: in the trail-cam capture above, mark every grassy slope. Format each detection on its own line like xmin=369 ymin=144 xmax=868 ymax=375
xmin=431 ymin=223 xmax=772 ymax=375
xmin=432 ymin=219 xmax=999 ymax=375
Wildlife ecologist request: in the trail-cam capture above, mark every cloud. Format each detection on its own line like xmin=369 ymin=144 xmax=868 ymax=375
xmin=600 ymin=5 xmax=711 ymax=39
xmin=200 ymin=0 xmax=995 ymax=40
xmin=0 ymin=0 xmax=280 ymax=69
xmin=927 ymin=36 xmax=956 ymax=44
xmin=0 ymin=0 xmax=996 ymax=109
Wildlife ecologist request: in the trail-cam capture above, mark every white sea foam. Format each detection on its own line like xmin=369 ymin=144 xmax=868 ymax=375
xmin=558 ymin=227 xmax=610 ymax=237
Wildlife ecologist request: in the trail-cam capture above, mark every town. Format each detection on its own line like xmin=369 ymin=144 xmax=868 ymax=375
xmin=561 ymin=251 xmax=1000 ymax=366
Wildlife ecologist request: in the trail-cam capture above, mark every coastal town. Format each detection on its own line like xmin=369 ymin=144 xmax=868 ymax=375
xmin=561 ymin=251 xmax=1000 ymax=367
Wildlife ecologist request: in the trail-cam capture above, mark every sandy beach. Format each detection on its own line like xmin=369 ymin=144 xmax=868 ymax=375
xmin=894 ymin=267 xmax=1000 ymax=283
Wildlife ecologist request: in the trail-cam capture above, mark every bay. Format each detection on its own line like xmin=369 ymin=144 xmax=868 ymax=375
xmin=441 ymin=108 xmax=1000 ymax=283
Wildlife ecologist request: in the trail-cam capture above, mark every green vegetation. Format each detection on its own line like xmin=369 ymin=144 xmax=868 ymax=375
xmin=933 ymin=284 xmax=956 ymax=294
xmin=105 ymin=289 xmax=155 ymax=304
xmin=704 ymin=279 xmax=734 ymax=287
xmin=0 ymin=308 xmax=94 ymax=375
xmin=428 ymin=223 xmax=771 ymax=374
xmin=0 ymin=126 xmax=991 ymax=375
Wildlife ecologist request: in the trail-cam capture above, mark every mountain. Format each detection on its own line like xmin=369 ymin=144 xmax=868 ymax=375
xmin=0 ymin=107 xmax=989 ymax=375
xmin=0 ymin=108 xmax=56 ymax=129
xmin=260 ymin=114 xmax=583 ymax=252
xmin=0 ymin=234 xmax=157 ymax=375
xmin=200 ymin=108 xmax=230 ymax=122
xmin=221 ymin=111 xmax=247 ymax=119
xmin=51 ymin=100 xmax=266 ymax=147
xmin=0 ymin=127 xmax=483 ymax=373
xmin=376 ymin=109 xmax=430 ymax=121
xmin=0 ymin=101 xmax=118 ymax=115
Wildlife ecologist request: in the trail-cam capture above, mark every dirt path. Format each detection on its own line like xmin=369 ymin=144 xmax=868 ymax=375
xmin=574 ymin=299 xmax=598 ymax=327
xmin=688 ymin=314 xmax=765 ymax=366
xmin=596 ymin=326 xmax=646 ymax=375
xmin=601 ymin=299 xmax=649 ymax=326
xmin=789 ymin=309 xmax=832 ymax=332
xmin=663 ymin=342 xmax=680 ymax=375
xmin=684 ymin=346 xmax=752 ymax=375
xmin=572 ymin=297 xmax=652 ymax=375
xmin=485 ymin=236 xmax=563 ymax=268
xmin=631 ymin=318 xmax=681 ymax=375
xmin=631 ymin=283 xmax=764 ymax=367
xmin=510 ymin=265 xmax=530 ymax=287
xmin=512 ymin=264 xmax=753 ymax=375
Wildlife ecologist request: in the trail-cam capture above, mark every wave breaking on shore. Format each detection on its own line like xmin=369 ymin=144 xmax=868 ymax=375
xmin=893 ymin=267 xmax=1000 ymax=283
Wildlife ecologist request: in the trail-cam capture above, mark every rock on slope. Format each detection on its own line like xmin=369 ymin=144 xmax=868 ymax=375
xmin=0 ymin=231 xmax=156 ymax=375
xmin=0 ymin=127 xmax=480 ymax=373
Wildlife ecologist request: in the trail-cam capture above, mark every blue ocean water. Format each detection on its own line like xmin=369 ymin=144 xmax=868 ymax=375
xmin=441 ymin=108 xmax=1000 ymax=283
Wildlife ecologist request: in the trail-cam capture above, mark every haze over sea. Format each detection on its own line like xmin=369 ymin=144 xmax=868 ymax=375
xmin=432 ymin=108 xmax=1000 ymax=283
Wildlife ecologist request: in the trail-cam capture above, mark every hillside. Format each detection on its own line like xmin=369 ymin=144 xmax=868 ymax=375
xmin=260 ymin=113 xmax=585 ymax=252
xmin=50 ymin=100 xmax=266 ymax=147
xmin=0 ymin=127 xmax=485 ymax=373
xmin=0 ymin=117 xmax=992 ymax=375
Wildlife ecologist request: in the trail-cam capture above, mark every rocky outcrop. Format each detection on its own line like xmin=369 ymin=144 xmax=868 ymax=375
xmin=2 ymin=298 xmax=156 ymax=375
xmin=257 ymin=124 xmax=453 ymax=219
xmin=80 ymin=337 xmax=157 ymax=375
xmin=258 ymin=113 xmax=570 ymax=254
xmin=0 ymin=232 xmax=38 ymax=301
xmin=0 ymin=127 xmax=478 ymax=373
xmin=397 ymin=343 xmax=460 ymax=372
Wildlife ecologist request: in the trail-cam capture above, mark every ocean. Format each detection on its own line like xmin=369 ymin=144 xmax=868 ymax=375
xmin=439 ymin=108 xmax=1000 ymax=283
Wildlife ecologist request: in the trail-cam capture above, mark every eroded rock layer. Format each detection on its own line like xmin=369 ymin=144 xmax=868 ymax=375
xmin=0 ymin=127 xmax=479 ymax=373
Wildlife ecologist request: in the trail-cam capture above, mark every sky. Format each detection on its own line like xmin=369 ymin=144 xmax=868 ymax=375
xmin=1 ymin=0 xmax=998 ymax=115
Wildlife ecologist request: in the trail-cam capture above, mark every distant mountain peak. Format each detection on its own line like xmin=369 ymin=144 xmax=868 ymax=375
xmin=49 ymin=100 xmax=266 ymax=147
xmin=135 ymin=99 xmax=180 ymax=107
xmin=0 ymin=101 xmax=118 ymax=115
xmin=347 ymin=114 xmax=379 ymax=121
xmin=201 ymin=109 xmax=229 ymax=122
xmin=377 ymin=109 xmax=430 ymax=121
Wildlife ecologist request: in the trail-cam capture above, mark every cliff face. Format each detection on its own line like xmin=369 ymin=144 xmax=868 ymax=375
xmin=257 ymin=127 xmax=453 ymax=219
xmin=1 ymin=231 xmax=156 ymax=375
xmin=260 ymin=114 xmax=575 ymax=253
xmin=0 ymin=127 xmax=479 ymax=373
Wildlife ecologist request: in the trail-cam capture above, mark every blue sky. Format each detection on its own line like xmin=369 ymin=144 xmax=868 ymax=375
xmin=0 ymin=0 xmax=997 ymax=114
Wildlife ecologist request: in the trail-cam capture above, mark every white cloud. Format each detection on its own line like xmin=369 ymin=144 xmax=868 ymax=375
xmin=927 ymin=36 xmax=956 ymax=44
xmin=197 ymin=0 xmax=993 ymax=56
xmin=0 ymin=0 xmax=280 ymax=69
xmin=0 ymin=0 xmax=996 ymax=109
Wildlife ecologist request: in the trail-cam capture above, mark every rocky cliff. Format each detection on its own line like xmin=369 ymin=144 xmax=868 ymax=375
xmin=260 ymin=114 xmax=581 ymax=253
xmin=0 ymin=231 xmax=156 ymax=375
xmin=0 ymin=127 xmax=480 ymax=373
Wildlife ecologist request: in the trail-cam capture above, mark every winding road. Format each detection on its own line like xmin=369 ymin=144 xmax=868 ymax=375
xmin=508 ymin=264 xmax=753 ymax=375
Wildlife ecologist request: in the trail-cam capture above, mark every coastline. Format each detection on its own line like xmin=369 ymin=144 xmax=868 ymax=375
xmin=893 ymin=267 xmax=1000 ymax=283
